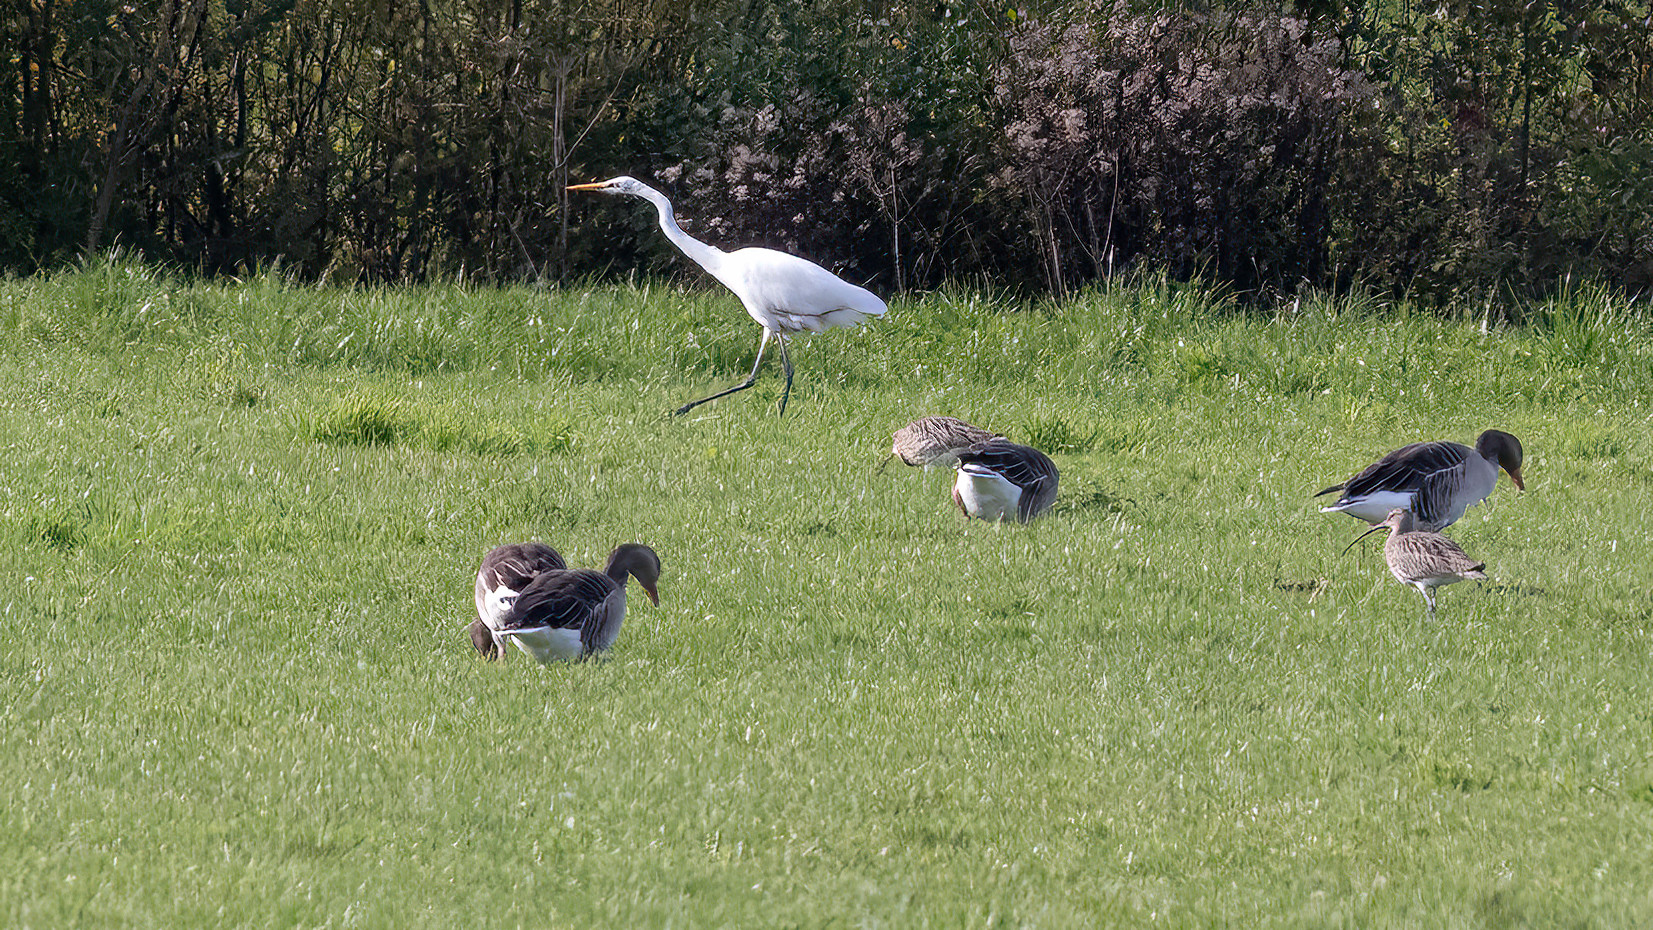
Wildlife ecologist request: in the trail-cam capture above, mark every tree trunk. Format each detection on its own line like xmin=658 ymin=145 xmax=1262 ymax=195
xmin=84 ymin=0 xmax=207 ymax=257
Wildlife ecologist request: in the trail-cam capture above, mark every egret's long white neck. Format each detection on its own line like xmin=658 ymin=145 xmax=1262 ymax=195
xmin=633 ymin=184 xmax=725 ymax=277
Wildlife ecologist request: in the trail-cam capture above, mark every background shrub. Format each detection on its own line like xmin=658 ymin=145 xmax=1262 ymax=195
xmin=2 ymin=0 xmax=1648 ymax=299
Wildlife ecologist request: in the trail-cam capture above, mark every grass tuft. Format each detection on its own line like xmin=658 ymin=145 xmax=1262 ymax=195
xmin=27 ymin=509 xmax=86 ymax=551
xmin=311 ymin=392 xmax=415 ymax=446
xmin=1020 ymin=413 xmax=1099 ymax=455
xmin=303 ymin=388 xmax=575 ymax=457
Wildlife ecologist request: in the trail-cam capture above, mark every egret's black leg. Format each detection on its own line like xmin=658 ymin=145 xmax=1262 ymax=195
xmin=775 ymin=335 xmax=794 ymax=417
xmin=674 ymin=330 xmax=770 ymax=416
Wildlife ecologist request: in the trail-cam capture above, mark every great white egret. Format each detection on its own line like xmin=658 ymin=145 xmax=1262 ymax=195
xmin=1343 ymin=508 xmax=1487 ymax=620
xmin=470 ymin=542 xmax=566 ymax=660
xmin=1316 ymin=430 xmax=1524 ymax=531
xmin=492 ymin=543 xmax=661 ymax=663
xmin=567 ymin=176 xmax=886 ymax=416
xmin=951 ymin=440 xmax=1060 ymax=524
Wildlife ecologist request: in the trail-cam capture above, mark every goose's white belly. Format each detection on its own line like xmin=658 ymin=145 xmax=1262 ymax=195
xmin=955 ymin=466 xmax=1022 ymax=522
xmin=500 ymin=588 xmax=626 ymax=664
xmin=503 ymin=626 xmax=584 ymax=664
xmin=1321 ymin=489 xmax=1416 ymax=525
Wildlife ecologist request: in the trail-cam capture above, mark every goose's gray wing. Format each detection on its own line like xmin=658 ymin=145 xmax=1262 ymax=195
xmin=958 ymin=440 xmax=1060 ymax=522
xmin=580 ymin=588 xmax=628 ymax=654
xmin=1320 ymin=440 xmax=1472 ymax=510
xmin=1017 ymin=470 xmax=1059 ymax=523
xmin=499 ymin=569 xmax=616 ymax=641
xmin=477 ymin=543 xmax=566 ymax=594
xmin=1411 ymin=446 xmax=1509 ymax=529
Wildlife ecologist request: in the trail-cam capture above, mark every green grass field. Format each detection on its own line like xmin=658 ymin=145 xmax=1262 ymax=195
xmin=3 ymin=262 xmax=1652 ymax=927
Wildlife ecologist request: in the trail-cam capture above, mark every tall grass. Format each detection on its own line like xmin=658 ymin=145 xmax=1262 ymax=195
xmin=2 ymin=262 xmax=1651 ymax=926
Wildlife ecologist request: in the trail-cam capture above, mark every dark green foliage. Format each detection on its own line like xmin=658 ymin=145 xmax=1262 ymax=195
xmin=2 ymin=0 xmax=1650 ymax=298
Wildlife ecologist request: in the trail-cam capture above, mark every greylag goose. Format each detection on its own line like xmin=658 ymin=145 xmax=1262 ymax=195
xmin=880 ymin=416 xmax=1000 ymax=471
xmin=1345 ymin=508 xmax=1487 ymax=619
xmin=494 ymin=543 xmax=661 ymax=663
xmin=951 ymin=440 xmax=1059 ymax=524
xmin=470 ymin=542 xmax=566 ymax=660
xmin=1318 ymin=429 xmax=1523 ymax=531
xmin=469 ymin=619 xmax=501 ymax=660
xmin=567 ymin=176 xmax=885 ymax=416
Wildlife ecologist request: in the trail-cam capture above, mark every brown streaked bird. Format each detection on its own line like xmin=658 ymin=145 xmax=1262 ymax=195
xmin=471 ymin=542 xmax=566 ymax=660
xmin=951 ymin=439 xmax=1059 ymax=524
xmin=1318 ymin=429 xmax=1524 ymax=531
xmin=1345 ymin=508 xmax=1487 ymax=620
xmin=880 ymin=416 xmax=1001 ymax=472
xmin=494 ymin=544 xmax=662 ymax=663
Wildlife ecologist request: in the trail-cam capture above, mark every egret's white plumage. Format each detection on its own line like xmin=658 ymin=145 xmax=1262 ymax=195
xmin=568 ymin=176 xmax=886 ymax=416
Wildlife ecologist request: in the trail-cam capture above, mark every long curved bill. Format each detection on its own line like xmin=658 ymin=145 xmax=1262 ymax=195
xmin=566 ymin=181 xmax=613 ymax=192
xmin=1508 ymin=467 xmax=1525 ymax=491
xmin=1341 ymin=523 xmax=1389 ymax=557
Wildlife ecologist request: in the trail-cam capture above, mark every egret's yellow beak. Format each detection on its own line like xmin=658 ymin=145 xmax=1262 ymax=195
xmin=566 ymin=181 xmax=611 ymax=192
